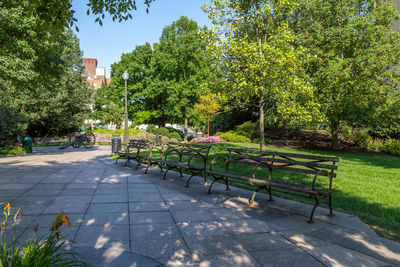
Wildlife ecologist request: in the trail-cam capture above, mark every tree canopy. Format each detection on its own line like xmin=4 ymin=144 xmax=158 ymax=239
xmin=0 ymin=1 xmax=93 ymax=139
xmin=203 ymin=0 xmax=320 ymax=150
xmin=292 ymin=0 xmax=400 ymax=149
xmin=103 ymin=16 xmax=216 ymax=139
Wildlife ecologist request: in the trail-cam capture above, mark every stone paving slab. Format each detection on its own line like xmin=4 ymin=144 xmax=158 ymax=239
xmin=0 ymin=146 xmax=399 ymax=266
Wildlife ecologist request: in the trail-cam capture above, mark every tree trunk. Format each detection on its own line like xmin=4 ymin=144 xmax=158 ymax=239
xmin=207 ymin=118 xmax=210 ymax=137
xmin=259 ymin=93 xmax=265 ymax=151
xmin=331 ymin=120 xmax=340 ymax=150
xmin=184 ymin=105 xmax=188 ymax=142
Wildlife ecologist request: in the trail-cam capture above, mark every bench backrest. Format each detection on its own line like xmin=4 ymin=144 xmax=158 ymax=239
xmin=227 ymin=148 xmax=339 ymax=178
xmin=164 ymin=143 xmax=211 ymax=163
xmin=128 ymin=139 xmax=151 ymax=152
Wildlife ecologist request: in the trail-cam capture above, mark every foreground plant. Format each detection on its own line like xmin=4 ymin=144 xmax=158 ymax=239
xmin=0 ymin=203 xmax=89 ymax=267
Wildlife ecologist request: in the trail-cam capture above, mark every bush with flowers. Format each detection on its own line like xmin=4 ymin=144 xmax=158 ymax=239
xmin=190 ymin=136 xmax=223 ymax=143
xmin=1 ymin=203 xmax=89 ymax=266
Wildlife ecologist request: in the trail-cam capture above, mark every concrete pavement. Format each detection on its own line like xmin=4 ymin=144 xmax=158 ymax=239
xmin=0 ymin=146 xmax=399 ymax=266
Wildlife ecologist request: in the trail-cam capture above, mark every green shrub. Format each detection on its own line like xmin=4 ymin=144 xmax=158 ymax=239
xmin=220 ymin=131 xmax=251 ymax=143
xmin=113 ymin=129 xmax=124 ymax=135
xmin=235 ymin=121 xmax=258 ymax=141
xmin=383 ymin=139 xmax=400 ymax=156
xmin=0 ymin=146 xmax=28 ymax=157
xmin=146 ymin=125 xmax=183 ymax=141
xmin=352 ymin=131 xmax=384 ymax=150
xmin=168 ymin=132 xmax=182 ymax=140
xmin=252 ymin=137 xmax=272 ymax=144
xmin=214 ymin=132 xmax=224 ymax=136
xmin=104 ymin=129 xmax=113 ymax=134
xmin=166 ymin=127 xmax=184 ymax=140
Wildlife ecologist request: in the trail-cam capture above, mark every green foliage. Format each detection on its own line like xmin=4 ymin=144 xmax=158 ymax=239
xmin=19 ymin=0 xmax=155 ymax=37
xmin=146 ymin=125 xmax=183 ymax=141
xmin=0 ymin=147 xmax=28 ymax=157
xmin=349 ymin=131 xmax=383 ymax=151
xmin=235 ymin=121 xmax=259 ymax=141
xmin=103 ymin=102 xmax=124 ymax=127
xmin=383 ymin=140 xmax=400 ymax=156
xmin=1 ymin=206 xmax=88 ymax=266
xmin=0 ymin=2 xmax=93 ymax=138
xmin=210 ymin=108 xmax=258 ymax=134
xmin=368 ymin=101 xmax=400 ymax=139
xmin=220 ymin=131 xmax=251 ymax=143
xmin=91 ymin=128 xmax=143 ymax=137
xmin=292 ymin=0 xmax=400 ymax=149
xmin=0 ymin=104 xmax=27 ymax=142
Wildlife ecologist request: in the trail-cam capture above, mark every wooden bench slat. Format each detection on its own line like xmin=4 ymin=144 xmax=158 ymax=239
xmin=271 ymin=165 xmax=336 ymax=177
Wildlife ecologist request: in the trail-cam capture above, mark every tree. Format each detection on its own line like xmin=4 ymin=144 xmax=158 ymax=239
xmin=156 ymin=16 xmax=214 ymax=141
xmin=8 ymin=0 xmax=155 ymax=36
xmin=108 ymin=43 xmax=169 ymax=126
xmin=195 ymin=93 xmax=220 ymax=137
xmin=103 ymin=101 xmax=124 ymax=127
xmin=203 ymin=0 xmax=319 ymax=151
xmin=292 ymin=0 xmax=400 ymax=149
xmin=0 ymin=2 xmax=93 ymax=137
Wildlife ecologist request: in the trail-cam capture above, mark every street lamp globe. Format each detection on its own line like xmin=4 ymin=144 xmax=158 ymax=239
xmin=122 ymin=70 xmax=129 ymax=81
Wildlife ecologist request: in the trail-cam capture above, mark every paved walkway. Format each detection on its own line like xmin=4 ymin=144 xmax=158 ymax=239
xmin=0 ymin=146 xmax=399 ymax=266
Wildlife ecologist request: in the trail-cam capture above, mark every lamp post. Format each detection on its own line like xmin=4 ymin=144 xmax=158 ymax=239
xmin=122 ymin=70 xmax=129 ymax=145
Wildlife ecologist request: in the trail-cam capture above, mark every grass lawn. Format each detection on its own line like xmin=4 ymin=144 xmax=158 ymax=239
xmin=33 ymin=141 xmax=68 ymax=147
xmin=199 ymin=143 xmax=400 ymax=241
xmin=0 ymin=146 xmax=28 ymax=157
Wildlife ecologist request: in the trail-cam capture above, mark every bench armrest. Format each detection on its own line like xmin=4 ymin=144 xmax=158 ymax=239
xmin=119 ymin=144 xmax=128 ymax=153
xmin=188 ymin=153 xmax=207 ymax=168
xmin=311 ymin=170 xmax=322 ymax=190
xmin=209 ymin=156 xmax=228 ymax=172
xmin=251 ymin=161 xmax=270 ymax=180
xmin=164 ymin=148 xmax=182 ymax=162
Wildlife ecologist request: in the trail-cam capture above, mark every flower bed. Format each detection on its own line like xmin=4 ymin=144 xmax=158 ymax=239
xmin=190 ymin=136 xmax=223 ymax=143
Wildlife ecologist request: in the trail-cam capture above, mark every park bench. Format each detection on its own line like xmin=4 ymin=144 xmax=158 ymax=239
xmin=115 ymin=139 xmax=151 ymax=168
xmin=207 ymin=148 xmax=339 ymax=223
xmin=141 ymin=142 xmax=211 ymax=187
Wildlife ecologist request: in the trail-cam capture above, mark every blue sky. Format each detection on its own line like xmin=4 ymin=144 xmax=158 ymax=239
xmin=72 ymin=0 xmax=212 ymax=78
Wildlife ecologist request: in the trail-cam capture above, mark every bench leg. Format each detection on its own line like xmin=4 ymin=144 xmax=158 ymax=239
xmin=185 ymin=175 xmax=194 ymax=188
xmin=144 ymin=162 xmax=152 ymax=174
xmin=163 ymin=168 xmax=170 ymax=179
xmin=203 ymin=171 xmax=208 ymax=186
xmin=225 ymin=178 xmax=230 ymax=191
xmin=327 ymin=194 xmax=334 ymax=217
xmin=124 ymin=158 xmax=131 ymax=167
xmin=207 ymin=180 xmax=216 ymax=194
xmin=179 ymin=168 xmax=183 ymax=177
xmin=248 ymin=188 xmax=259 ymax=207
xmin=308 ymin=196 xmax=322 ymax=223
xmin=267 ymin=185 xmax=273 ymax=201
xmin=135 ymin=160 xmax=141 ymax=170
xmin=115 ymin=158 xmax=119 ymax=164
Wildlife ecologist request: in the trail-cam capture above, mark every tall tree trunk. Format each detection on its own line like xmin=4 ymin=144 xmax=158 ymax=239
xmin=259 ymin=93 xmax=265 ymax=151
xmin=184 ymin=105 xmax=188 ymax=142
xmin=207 ymin=118 xmax=210 ymax=137
xmin=331 ymin=120 xmax=340 ymax=150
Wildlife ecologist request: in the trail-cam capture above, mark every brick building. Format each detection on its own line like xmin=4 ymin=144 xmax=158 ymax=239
xmin=82 ymin=58 xmax=109 ymax=89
